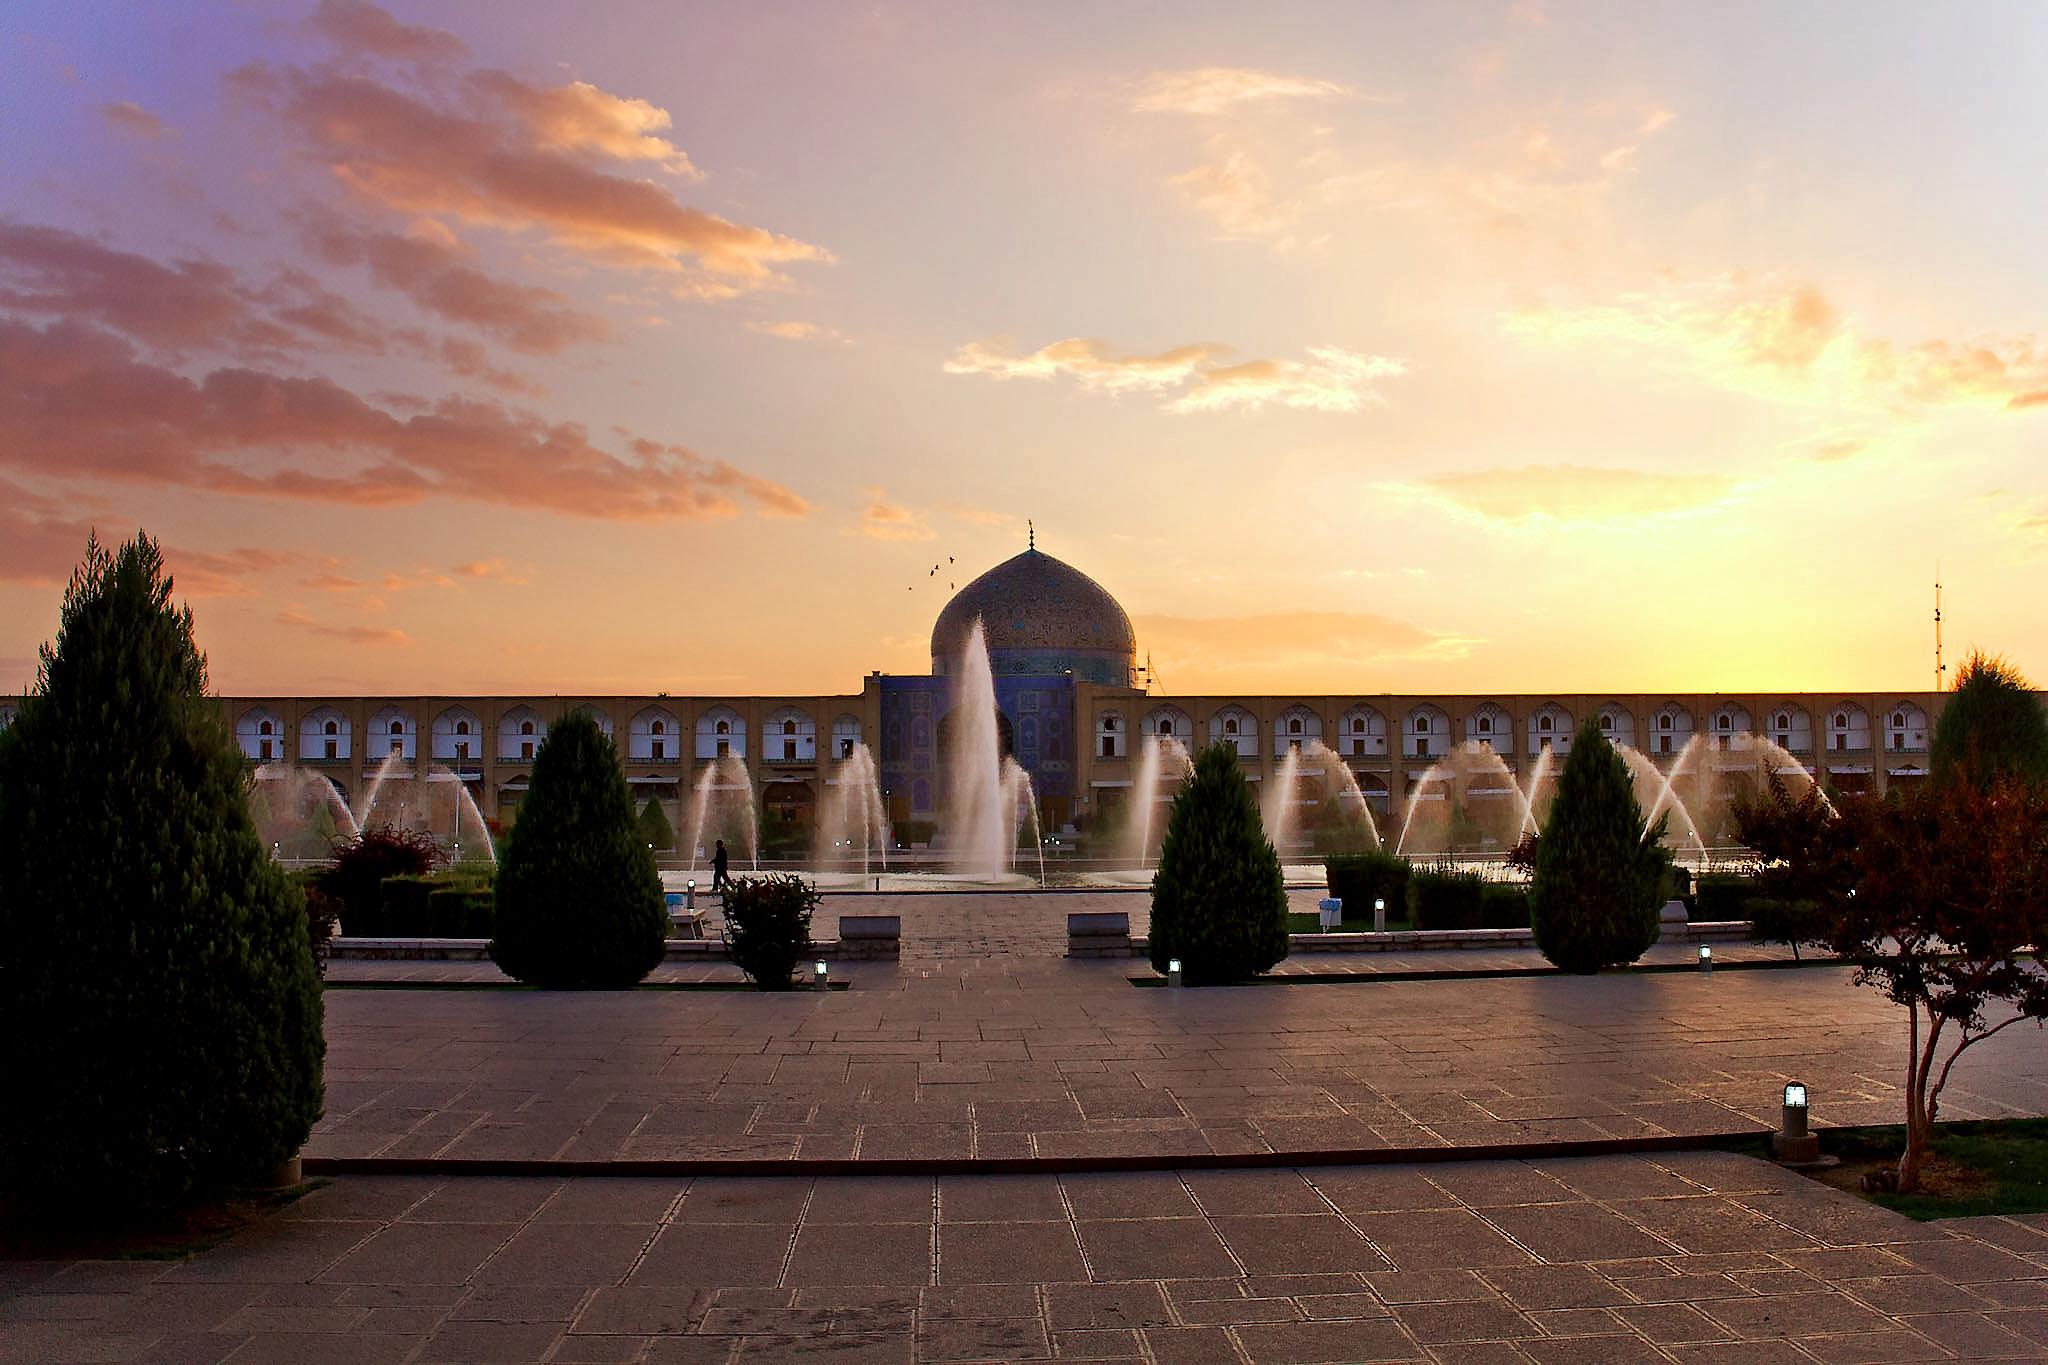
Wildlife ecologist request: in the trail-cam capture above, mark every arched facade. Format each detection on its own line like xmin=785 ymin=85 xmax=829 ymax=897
xmin=832 ymin=714 xmax=863 ymax=759
xmin=1593 ymin=703 xmax=1635 ymax=750
xmin=366 ymin=706 xmax=412 ymax=761
xmin=1272 ymin=705 xmax=1322 ymax=756
xmin=1649 ymin=702 xmax=1694 ymax=757
xmin=1885 ymin=702 xmax=1929 ymax=753
xmin=698 ymin=705 xmax=746 ymax=760
xmin=766 ymin=706 xmax=816 ymax=762
xmin=499 ymin=705 xmax=545 ymax=761
xmin=1767 ymin=705 xmax=1813 ymax=754
xmin=1141 ymin=705 xmax=1193 ymax=744
xmin=1826 ymin=703 xmax=1871 ymax=753
xmin=299 ymin=706 xmax=351 ymax=761
xmin=1527 ymin=702 xmax=1574 ymax=756
xmin=1208 ymin=705 xmax=1257 ymax=758
xmin=1338 ymin=705 xmax=1387 ymax=757
xmin=1466 ymin=703 xmax=1511 ymax=753
xmin=629 ymin=705 xmax=680 ymax=761
xmin=1405 ymin=704 xmax=1450 ymax=761
xmin=1707 ymin=703 xmax=1751 ymax=749
xmin=236 ymin=706 xmax=283 ymax=762
xmin=1095 ymin=709 xmax=1126 ymax=760
xmin=432 ymin=706 xmax=481 ymax=762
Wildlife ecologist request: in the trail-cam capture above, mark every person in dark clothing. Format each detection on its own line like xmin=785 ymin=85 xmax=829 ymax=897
xmin=711 ymin=838 xmax=732 ymax=892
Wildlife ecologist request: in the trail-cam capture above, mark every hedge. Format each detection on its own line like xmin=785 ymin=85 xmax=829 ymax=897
xmin=1409 ymin=865 xmax=1487 ymax=930
xmin=1324 ymin=852 xmax=1410 ymax=924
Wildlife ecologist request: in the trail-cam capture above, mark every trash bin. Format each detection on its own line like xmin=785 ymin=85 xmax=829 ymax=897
xmin=1318 ymin=897 xmax=1343 ymax=932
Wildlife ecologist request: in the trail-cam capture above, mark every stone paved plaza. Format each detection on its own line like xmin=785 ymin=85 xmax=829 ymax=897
xmin=8 ymin=1155 xmax=2048 ymax=1362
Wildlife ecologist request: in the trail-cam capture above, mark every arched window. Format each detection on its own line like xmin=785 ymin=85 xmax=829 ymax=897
xmin=832 ymin=714 xmax=863 ymax=759
xmin=1142 ymin=706 xmax=1193 ymax=747
xmin=433 ymin=707 xmax=481 ymax=762
xmin=1650 ymin=705 xmax=1694 ymax=757
xmin=1885 ymin=703 xmax=1928 ymax=753
xmin=456 ymin=720 xmax=470 ymax=735
xmin=389 ymin=719 xmax=404 ymax=735
xmin=697 ymin=706 xmax=747 ymax=760
xmin=1338 ymin=705 xmax=1386 ymax=757
xmin=1828 ymin=705 xmax=1870 ymax=752
xmin=1476 ymin=715 xmax=1492 ymax=735
xmin=1767 ymin=706 xmax=1812 ymax=754
xmin=259 ymin=720 xmax=274 ymax=736
xmin=653 ymin=720 xmax=666 ymax=734
xmin=1208 ymin=706 xmax=1257 ymax=757
xmin=1272 ymin=706 xmax=1321 ymax=756
xmin=1095 ymin=711 xmax=1126 ymax=760
xmin=766 ymin=708 xmax=815 ymax=761
xmin=236 ymin=707 xmax=283 ymax=762
xmin=499 ymin=707 xmax=545 ymax=761
xmin=717 ymin=720 xmax=731 ymax=735
xmin=1405 ymin=706 xmax=1449 ymax=760
xmin=520 ymin=720 xmax=536 ymax=736
xmin=629 ymin=706 xmax=681 ymax=761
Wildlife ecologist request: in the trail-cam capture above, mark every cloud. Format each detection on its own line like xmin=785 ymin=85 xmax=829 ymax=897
xmin=300 ymin=570 xmax=364 ymax=591
xmin=1167 ymin=153 xmax=1303 ymax=239
xmin=2012 ymin=389 xmax=2048 ymax=411
xmin=945 ymin=336 xmax=1405 ymax=413
xmin=1407 ymin=465 xmax=1735 ymax=522
xmin=1508 ymin=280 xmax=2048 ymax=412
xmin=1132 ymin=68 xmax=1358 ymax=116
xmin=0 ymin=480 xmax=93 ymax=584
xmin=1135 ymin=609 xmax=1479 ymax=687
xmin=163 ymin=546 xmax=296 ymax=597
xmin=231 ymin=62 xmax=827 ymax=290
xmin=1170 ymin=348 xmax=1406 ymax=414
xmin=276 ymin=606 xmax=410 ymax=645
xmin=468 ymin=71 xmax=700 ymax=177
xmin=450 ymin=557 xmax=526 ymax=584
xmin=311 ymin=224 xmax=610 ymax=354
xmin=0 ymin=222 xmax=287 ymax=356
xmin=101 ymin=101 xmax=170 ymax=138
xmin=747 ymin=319 xmax=841 ymax=342
xmin=0 ymin=318 xmax=809 ymax=522
xmin=307 ymin=0 xmax=468 ymax=64
xmin=858 ymin=489 xmax=934 ymax=541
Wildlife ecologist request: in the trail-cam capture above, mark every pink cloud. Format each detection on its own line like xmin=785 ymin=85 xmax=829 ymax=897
xmin=307 ymin=0 xmax=467 ymax=64
xmin=100 ymin=101 xmax=170 ymax=138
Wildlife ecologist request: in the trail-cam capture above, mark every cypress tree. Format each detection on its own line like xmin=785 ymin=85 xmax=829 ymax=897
xmin=1149 ymin=743 xmax=1289 ymax=984
xmin=490 ymin=711 xmax=667 ymax=988
xmin=1529 ymin=719 xmax=1670 ymax=973
xmin=1931 ymin=652 xmax=2048 ymax=790
xmin=0 ymin=534 xmax=325 ymax=1211
xmin=638 ymin=795 xmax=675 ymax=851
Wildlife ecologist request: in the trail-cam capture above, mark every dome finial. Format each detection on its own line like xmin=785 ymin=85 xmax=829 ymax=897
xmin=1028 ymin=519 xmax=1034 ymax=552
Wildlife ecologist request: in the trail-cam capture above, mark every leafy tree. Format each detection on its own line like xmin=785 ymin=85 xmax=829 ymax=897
xmin=1529 ymin=719 xmax=1671 ymax=973
xmin=1932 ymin=652 xmax=2048 ymax=790
xmin=489 ymin=711 xmax=667 ymax=988
xmin=1149 ymin=743 xmax=1289 ymax=985
xmin=0 ymin=533 xmax=324 ymax=1211
xmin=638 ymin=796 xmax=675 ymax=851
xmin=1732 ymin=772 xmax=1844 ymax=959
xmin=722 ymin=874 xmax=818 ymax=989
xmin=1830 ymin=777 xmax=2048 ymax=1192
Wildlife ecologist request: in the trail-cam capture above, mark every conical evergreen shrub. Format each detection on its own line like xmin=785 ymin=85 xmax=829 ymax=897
xmin=490 ymin=710 xmax=667 ymax=988
xmin=1529 ymin=719 xmax=1671 ymax=973
xmin=0 ymin=534 xmax=325 ymax=1212
xmin=1149 ymin=743 xmax=1289 ymax=985
xmin=1931 ymin=652 xmax=2048 ymax=790
xmin=638 ymin=796 xmax=675 ymax=851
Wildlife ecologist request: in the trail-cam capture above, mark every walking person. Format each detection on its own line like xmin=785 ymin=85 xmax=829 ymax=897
xmin=711 ymin=838 xmax=732 ymax=892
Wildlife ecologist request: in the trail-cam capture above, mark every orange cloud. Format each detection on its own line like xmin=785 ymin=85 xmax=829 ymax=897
xmin=0 ymin=318 xmax=807 ymax=522
xmin=1411 ymin=465 xmax=1735 ymax=522
xmin=311 ymin=225 xmax=610 ymax=354
xmin=0 ymin=480 xmax=93 ymax=585
xmin=747 ymin=319 xmax=842 ymax=342
xmin=308 ymin=0 xmax=467 ymax=64
xmin=0 ymin=222 xmax=286 ymax=356
xmin=276 ymin=607 xmax=410 ymax=646
xmin=164 ymin=546 xmax=297 ymax=598
xmin=1132 ymin=68 xmax=1359 ymax=115
xmin=859 ymin=490 xmax=934 ymax=541
xmin=945 ymin=336 xmax=1405 ymax=413
xmin=469 ymin=72 xmax=700 ymax=177
xmin=100 ymin=101 xmax=169 ymax=138
xmin=232 ymin=63 xmax=827 ymax=289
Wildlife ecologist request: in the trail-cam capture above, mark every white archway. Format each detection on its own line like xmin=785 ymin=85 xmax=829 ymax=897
xmin=298 ymin=706 xmax=351 ymax=761
xmin=629 ymin=705 xmax=681 ymax=761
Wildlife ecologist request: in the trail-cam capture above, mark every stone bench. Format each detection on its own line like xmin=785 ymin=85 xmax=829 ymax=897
xmin=1066 ymin=910 xmax=1134 ymax=959
xmin=832 ymin=914 xmax=901 ymax=960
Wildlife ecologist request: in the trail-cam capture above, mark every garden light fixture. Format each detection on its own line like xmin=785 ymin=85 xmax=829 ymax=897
xmin=813 ymin=960 xmax=828 ymax=989
xmin=1772 ymin=1080 xmax=1819 ymax=1163
xmin=1373 ymin=897 xmax=1386 ymax=932
xmin=1167 ymin=957 xmax=1183 ymax=987
xmin=1698 ymin=945 xmax=1713 ymax=972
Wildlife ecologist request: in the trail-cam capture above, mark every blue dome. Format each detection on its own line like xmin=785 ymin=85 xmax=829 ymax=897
xmin=931 ymin=548 xmax=1135 ymax=686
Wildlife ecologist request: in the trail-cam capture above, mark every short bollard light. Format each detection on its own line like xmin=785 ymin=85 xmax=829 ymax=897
xmin=813 ymin=960 xmax=829 ymax=990
xmin=685 ymin=879 xmax=696 ymax=911
xmin=1697 ymin=945 xmax=1713 ymax=972
xmin=1373 ymin=898 xmax=1386 ymax=933
xmin=1772 ymin=1080 xmax=1820 ymax=1163
xmin=1167 ymin=957 xmax=1183 ymax=987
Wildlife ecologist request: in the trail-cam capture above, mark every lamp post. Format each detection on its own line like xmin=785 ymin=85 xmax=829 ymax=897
xmin=813 ymin=960 xmax=829 ymax=991
xmin=1167 ymin=957 xmax=1183 ymax=987
xmin=1373 ymin=897 xmax=1386 ymax=933
xmin=1771 ymin=1081 xmax=1820 ymax=1163
xmin=1697 ymin=944 xmax=1713 ymax=972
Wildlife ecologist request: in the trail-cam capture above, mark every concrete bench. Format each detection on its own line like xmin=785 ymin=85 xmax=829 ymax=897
xmin=1066 ymin=910 xmax=1133 ymax=959
xmin=833 ymin=914 xmax=901 ymax=960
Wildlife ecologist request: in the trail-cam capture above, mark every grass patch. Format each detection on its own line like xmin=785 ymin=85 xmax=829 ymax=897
xmin=1727 ymin=1118 xmax=2048 ymax=1220
xmin=0 ymin=1180 xmax=324 ymax=1261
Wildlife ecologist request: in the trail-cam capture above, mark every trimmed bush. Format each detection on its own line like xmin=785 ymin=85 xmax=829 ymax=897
xmin=1692 ymin=873 xmax=1760 ymax=922
xmin=320 ymin=826 xmax=439 ymax=931
xmin=722 ymin=874 xmax=818 ymax=989
xmin=0 ymin=533 xmax=324 ymax=1212
xmin=1664 ymin=864 xmax=1693 ymax=905
xmin=1149 ymin=744 xmax=1289 ymax=985
xmin=378 ymin=873 xmax=437 ymax=934
xmin=1410 ymin=865 xmax=1486 ymax=930
xmin=1931 ymin=652 xmax=2048 ymax=789
xmin=638 ymin=796 xmax=675 ymax=851
xmin=1529 ymin=719 xmax=1670 ymax=972
xmin=490 ymin=711 xmax=667 ymax=988
xmin=426 ymin=884 xmax=493 ymax=937
xmin=1478 ymin=882 xmax=1532 ymax=930
xmin=1324 ymin=852 xmax=1410 ymax=925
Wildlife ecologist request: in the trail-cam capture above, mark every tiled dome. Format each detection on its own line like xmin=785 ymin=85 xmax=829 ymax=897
xmin=931 ymin=548 xmax=1136 ymax=685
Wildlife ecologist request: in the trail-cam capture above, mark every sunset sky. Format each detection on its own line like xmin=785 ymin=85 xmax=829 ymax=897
xmin=3 ymin=1 xmax=2045 ymax=698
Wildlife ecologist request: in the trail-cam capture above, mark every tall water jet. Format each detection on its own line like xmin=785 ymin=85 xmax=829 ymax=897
xmin=354 ymin=749 xmax=405 ymax=831
xmin=1262 ymin=745 xmax=1307 ymax=855
xmin=1305 ymin=739 xmax=1382 ymax=852
xmin=1001 ymin=755 xmax=1044 ymax=884
xmin=1126 ymin=733 xmax=1194 ymax=866
xmin=943 ymin=618 xmax=1009 ymax=878
xmin=687 ymin=753 xmax=757 ymax=871
xmin=1393 ymin=741 xmax=1530 ymax=859
xmin=1616 ymin=742 xmax=1707 ymax=862
xmin=815 ymin=742 xmax=890 ymax=875
xmin=1518 ymin=745 xmax=1555 ymax=839
xmin=252 ymin=764 xmax=360 ymax=857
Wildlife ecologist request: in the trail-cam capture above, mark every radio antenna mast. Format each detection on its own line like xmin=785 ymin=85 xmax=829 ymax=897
xmin=1934 ymin=570 xmax=1945 ymax=692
